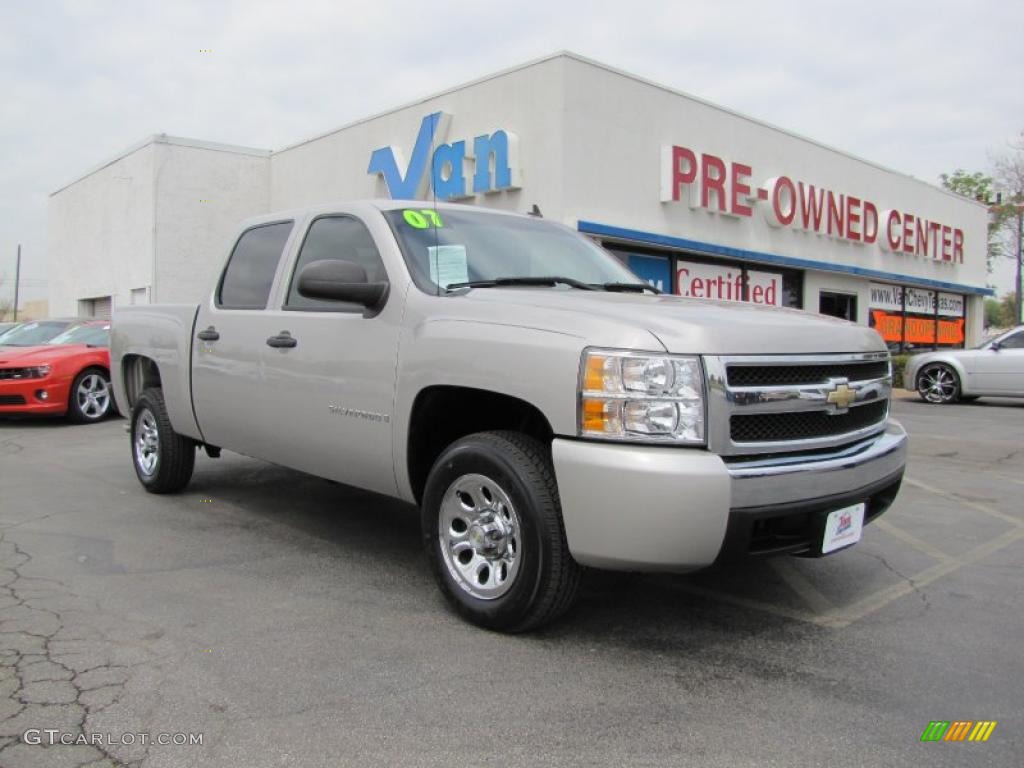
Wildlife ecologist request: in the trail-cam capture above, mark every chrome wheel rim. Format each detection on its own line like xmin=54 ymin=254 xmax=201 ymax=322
xmin=919 ymin=365 xmax=957 ymax=403
xmin=438 ymin=473 xmax=522 ymax=600
xmin=134 ymin=408 xmax=160 ymax=476
xmin=77 ymin=374 xmax=111 ymax=419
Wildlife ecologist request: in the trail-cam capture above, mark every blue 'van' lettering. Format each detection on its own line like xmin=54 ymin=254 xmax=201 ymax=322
xmin=368 ymin=112 xmax=519 ymax=200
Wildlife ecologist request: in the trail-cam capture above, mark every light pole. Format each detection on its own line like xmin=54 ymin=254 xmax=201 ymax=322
xmin=1017 ymin=203 xmax=1023 ymax=325
xmin=12 ymin=243 xmax=19 ymax=321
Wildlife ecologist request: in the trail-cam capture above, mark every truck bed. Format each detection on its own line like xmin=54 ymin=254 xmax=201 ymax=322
xmin=111 ymin=304 xmax=202 ymax=441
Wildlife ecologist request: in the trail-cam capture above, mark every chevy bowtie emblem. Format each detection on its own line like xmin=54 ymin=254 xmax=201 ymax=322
xmin=826 ymin=383 xmax=856 ymax=410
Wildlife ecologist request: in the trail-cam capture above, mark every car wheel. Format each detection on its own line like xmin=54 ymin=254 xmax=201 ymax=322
xmin=917 ymin=363 xmax=961 ymax=404
xmin=422 ymin=430 xmax=581 ymax=632
xmin=131 ymin=387 xmax=195 ymax=493
xmin=67 ymin=368 xmax=113 ymax=423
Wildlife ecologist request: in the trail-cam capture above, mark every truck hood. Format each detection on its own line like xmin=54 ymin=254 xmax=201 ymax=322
xmin=453 ymin=289 xmax=886 ymax=355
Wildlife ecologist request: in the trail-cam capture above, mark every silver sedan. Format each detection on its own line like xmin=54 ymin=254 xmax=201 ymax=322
xmin=905 ymin=326 xmax=1024 ymax=403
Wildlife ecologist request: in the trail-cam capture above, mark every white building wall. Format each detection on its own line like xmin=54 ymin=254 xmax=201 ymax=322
xmin=48 ymin=143 xmax=157 ymax=317
xmin=557 ymin=56 xmax=989 ymax=294
xmin=153 ymin=142 xmax=270 ymax=304
xmin=270 ymin=56 xmax=568 ymax=218
xmin=48 ymin=53 xmax=992 ymax=347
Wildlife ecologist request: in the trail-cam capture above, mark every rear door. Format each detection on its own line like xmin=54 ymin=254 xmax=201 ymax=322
xmin=256 ymin=211 xmax=402 ymax=496
xmin=191 ymin=219 xmax=298 ymax=459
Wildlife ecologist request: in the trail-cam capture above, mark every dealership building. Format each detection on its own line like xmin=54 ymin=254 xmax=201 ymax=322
xmin=48 ymin=52 xmax=991 ymax=347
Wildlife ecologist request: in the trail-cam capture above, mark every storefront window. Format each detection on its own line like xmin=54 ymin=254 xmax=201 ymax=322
xmin=868 ymin=283 xmax=966 ymax=351
xmin=606 ymin=245 xmax=803 ymax=309
xmin=820 ymin=291 xmax=857 ymax=321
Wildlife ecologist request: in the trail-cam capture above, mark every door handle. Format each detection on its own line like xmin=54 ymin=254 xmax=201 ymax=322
xmin=266 ymin=331 xmax=298 ymax=349
xmin=197 ymin=326 xmax=220 ymax=341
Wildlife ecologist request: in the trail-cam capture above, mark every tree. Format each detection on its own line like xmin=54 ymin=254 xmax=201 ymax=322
xmin=0 ymin=273 xmax=12 ymax=321
xmin=984 ymin=297 xmax=1003 ymax=327
xmin=984 ymin=292 xmax=1017 ymax=329
xmin=939 ymin=169 xmax=1012 ymax=273
xmin=992 ymin=129 xmax=1024 ymax=325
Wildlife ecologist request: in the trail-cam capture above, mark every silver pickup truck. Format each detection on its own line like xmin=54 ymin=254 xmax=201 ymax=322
xmin=112 ymin=200 xmax=907 ymax=631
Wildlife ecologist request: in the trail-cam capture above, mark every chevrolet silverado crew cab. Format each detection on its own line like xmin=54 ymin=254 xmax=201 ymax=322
xmin=112 ymin=200 xmax=907 ymax=631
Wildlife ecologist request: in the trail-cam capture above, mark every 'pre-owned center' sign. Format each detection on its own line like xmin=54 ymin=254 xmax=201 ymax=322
xmin=661 ymin=146 xmax=965 ymax=264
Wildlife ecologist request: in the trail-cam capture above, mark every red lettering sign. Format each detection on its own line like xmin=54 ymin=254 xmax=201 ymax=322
xmin=661 ymin=145 xmax=967 ymax=263
xmin=701 ymin=153 xmax=728 ymax=212
xmin=731 ymin=163 xmax=753 ymax=216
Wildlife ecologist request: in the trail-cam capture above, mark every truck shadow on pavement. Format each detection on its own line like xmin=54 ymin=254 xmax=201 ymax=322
xmin=181 ymin=455 xmax=843 ymax=646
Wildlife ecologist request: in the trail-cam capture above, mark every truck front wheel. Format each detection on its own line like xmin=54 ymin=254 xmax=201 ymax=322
xmin=131 ymin=388 xmax=195 ymax=493
xmin=422 ymin=431 xmax=581 ymax=632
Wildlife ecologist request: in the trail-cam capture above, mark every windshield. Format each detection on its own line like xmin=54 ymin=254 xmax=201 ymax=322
xmin=384 ymin=208 xmax=640 ymax=293
xmin=47 ymin=323 xmax=110 ymax=347
xmin=0 ymin=321 xmax=69 ymax=347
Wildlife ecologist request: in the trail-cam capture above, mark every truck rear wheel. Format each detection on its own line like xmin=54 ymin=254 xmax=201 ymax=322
xmin=422 ymin=431 xmax=581 ymax=632
xmin=131 ymin=388 xmax=195 ymax=493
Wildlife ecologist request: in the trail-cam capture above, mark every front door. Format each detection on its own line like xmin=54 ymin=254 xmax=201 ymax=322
xmin=968 ymin=330 xmax=1024 ymax=394
xmin=256 ymin=214 xmax=402 ymax=497
xmin=191 ymin=219 xmax=297 ymax=459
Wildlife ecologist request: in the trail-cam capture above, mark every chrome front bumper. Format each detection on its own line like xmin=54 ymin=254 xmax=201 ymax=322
xmin=727 ymin=420 xmax=908 ymax=509
xmin=551 ymin=420 xmax=907 ymax=572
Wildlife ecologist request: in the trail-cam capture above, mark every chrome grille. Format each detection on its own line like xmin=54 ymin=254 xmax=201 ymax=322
xmin=726 ymin=360 xmax=889 ymax=387
xmin=704 ymin=352 xmax=892 ymax=456
xmin=731 ymin=400 xmax=888 ymax=442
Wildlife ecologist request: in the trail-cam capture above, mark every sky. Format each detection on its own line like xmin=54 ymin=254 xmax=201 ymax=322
xmin=1 ymin=0 xmax=1023 ymax=305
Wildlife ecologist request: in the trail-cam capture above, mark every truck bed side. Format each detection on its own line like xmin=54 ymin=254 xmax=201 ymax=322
xmin=111 ymin=304 xmax=203 ymax=441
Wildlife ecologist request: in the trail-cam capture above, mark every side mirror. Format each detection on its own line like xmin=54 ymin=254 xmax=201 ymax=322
xmin=990 ymin=341 xmax=1002 ymax=352
xmin=297 ymin=259 xmax=388 ymax=310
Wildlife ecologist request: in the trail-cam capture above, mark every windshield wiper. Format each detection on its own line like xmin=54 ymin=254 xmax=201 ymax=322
xmin=597 ymin=282 xmax=661 ymax=294
xmin=446 ymin=276 xmax=598 ymax=291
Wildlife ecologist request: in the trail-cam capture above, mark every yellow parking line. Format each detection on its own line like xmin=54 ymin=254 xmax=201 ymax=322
xmin=768 ymin=558 xmax=835 ymax=613
xmin=818 ymin=525 xmax=1024 ymax=628
xmin=872 ymin=518 xmax=953 ymax=562
xmin=669 ymin=523 xmax=1024 ymax=630
xmin=903 ymin=476 xmax=1023 ymax=527
xmin=990 ymin=472 xmax=1024 ymax=487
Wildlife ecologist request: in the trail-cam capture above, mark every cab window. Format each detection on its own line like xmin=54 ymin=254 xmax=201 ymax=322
xmin=285 ymin=216 xmax=387 ymax=311
xmin=217 ymin=221 xmax=294 ymax=309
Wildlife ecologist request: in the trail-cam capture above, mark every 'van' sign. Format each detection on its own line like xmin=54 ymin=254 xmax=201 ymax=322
xmin=368 ymin=112 xmax=520 ymax=200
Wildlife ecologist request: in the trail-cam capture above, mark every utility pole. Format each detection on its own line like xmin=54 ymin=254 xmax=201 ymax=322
xmin=12 ymin=243 xmax=20 ymax=321
xmin=1017 ymin=203 xmax=1023 ymax=325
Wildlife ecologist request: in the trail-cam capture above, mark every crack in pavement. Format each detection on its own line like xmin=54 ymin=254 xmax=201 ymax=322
xmin=861 ymin=551 xmax=930 ymax=614
xmin=0 ymin=531 xmax=171 ymax=767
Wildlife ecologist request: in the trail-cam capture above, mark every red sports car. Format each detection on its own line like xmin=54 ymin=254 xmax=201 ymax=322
xmin=0 ymin=320 xmax=115 ymax=422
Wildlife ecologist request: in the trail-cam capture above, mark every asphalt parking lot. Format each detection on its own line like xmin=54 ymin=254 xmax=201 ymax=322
xmin=1 ymin=394 xmax=1022 ymax=767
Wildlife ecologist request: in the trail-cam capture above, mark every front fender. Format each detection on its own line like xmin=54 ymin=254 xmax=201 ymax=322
xmin=906 ymin=353 xmax=970 ymax=394
xmin=391 ymin=317 xmax=661 ymax=501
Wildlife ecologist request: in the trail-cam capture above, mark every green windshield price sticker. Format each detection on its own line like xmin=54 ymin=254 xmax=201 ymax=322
xmin=403 ymin=209 xmax=444 ymax=229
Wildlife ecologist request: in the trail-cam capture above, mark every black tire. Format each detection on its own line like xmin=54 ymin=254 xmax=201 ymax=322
xmin=67 ymin=367 xmax=114 ymax=423
xmin=916 ymin=363 xmax=961 ymax=404
xmin=421 ymin=431 xmax=581 ymax=632
xmin=131 ymin=388 xmax=195 ymax=493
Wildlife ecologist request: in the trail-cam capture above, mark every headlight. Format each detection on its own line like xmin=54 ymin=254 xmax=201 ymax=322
xmin=579 ymin=349 xmax=705 ymax=444
xmin=10 ymin=365 xmax=51 ymax=379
